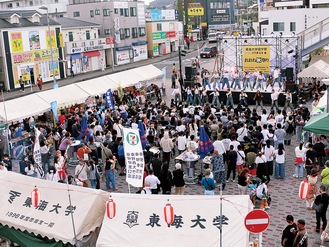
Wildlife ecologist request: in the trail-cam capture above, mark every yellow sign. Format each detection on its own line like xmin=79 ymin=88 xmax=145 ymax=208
xmin=188 ymin=8 xmax=204 ymax=16
xmin=11 ymin=48 xmax=59 ymax=65
xmin=46 ymin=29 xmax=57 ymax=48
xmin=10 ymin=32 xmax=23 ymax=52
xmin=201 ymin=22 xmax=207 ymax=27
xmin=59 ymin=32 xmax=64 ymax=48
xmin=243 ymin=46 xmax=270 ymax=73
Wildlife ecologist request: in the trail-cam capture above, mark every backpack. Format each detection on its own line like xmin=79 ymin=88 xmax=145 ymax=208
xmin=267 ymin=134 xmax=275 ymax=147
xmin=286 ymin=122 xmax=294 ymax=133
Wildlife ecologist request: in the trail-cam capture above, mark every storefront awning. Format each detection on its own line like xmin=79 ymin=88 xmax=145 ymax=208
xmin=70 ymin=53 xmax=82 ymax=60
xmin=36 ymin=84 xmax=90 ymax=106
xmin=0 ymin=94 xmax=50 ymax=122
xmin=84 ymin=51 xmax=101 ymax=58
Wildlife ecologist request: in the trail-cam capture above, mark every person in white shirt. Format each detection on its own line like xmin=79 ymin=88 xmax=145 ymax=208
xmin=144 ymin=170 xmax=161 ymax=194
xmin=0 ymin=162 xmax=8 ymax=171
xmin=275 ymin=109 xmax=285 ymax=128
xmin=255 ymin=71 xmax=264 ymax=91
xmin=239 ymin=90 xmax=248 ymax=106
xmin=294 ymin=142 xmax=307 ymax=178
xmin=229 ymin=135 xmax=240 ymax=151
xmin=226 ymin=88 xmax=234 ymax=108
xmin=46 ymin=166 xmax=59 ymax=183
xmin=186 ymin=135 xmax=198 ymax=152
xmin=236 ymin=145 xmax=246 ymax=173
xmin=131 ymin=119 xmax=138 ymax=130
xmin=212 ymin=89 xmax=220 ymax=107
xmin=274 ymin=143 xmax=286 ymax=179
xmin=177 ymin=132 xmax=187 ymax=154
xmin=262 ymin=140 xmax=275 ymax=182
xmin=213 ymin=137 xmax=226 ymax=155
xmin=260 ymin=109 xmax=268 ymax=125
xmin=283 ymin=90 xmax=293 ymax=111
xmin=176 ymin=121 xmax=186 ymax=133
xmin=222 ymin=70 xmax=230 ymax=89
xmin=212 ymin=71 xmax=220 ymax=89
xmin=236 ymin=123 xmax=248 ymax=142
xmin=185 ymin=86 xmax=193 ymax=105
xmin=273 ymin=67 xmax=282 ymax=90
xmin=270 ymin=89 xmax=281 ymax=111
xmin=172 ymin=85 xmax=181 ymax=104
xmin=75 ymin=160 xmax=90 ymax=187
xmin=243 ymin=70 xmax=252 ymax=90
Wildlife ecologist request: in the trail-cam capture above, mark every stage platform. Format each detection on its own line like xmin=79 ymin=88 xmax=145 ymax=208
xmin=183 ymin=80 xmax=298 ymax=107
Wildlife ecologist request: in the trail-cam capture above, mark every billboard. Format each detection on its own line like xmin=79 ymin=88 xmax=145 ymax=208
xmin=150 ymin=9 xmax=177 ymax=21
xmin=10 ymin=32 xmax=23 ymax=52
xmin=242 ymin=46 xmax=270 ymax=73
xmin=188 ymin=7 xmax=204 ymax=16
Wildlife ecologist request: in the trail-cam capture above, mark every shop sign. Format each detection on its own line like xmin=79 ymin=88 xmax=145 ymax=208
xmin=166 ymin=31 xmax=176 ymax=38
xmin=188 ymin=7 xmax=204 ymax=16
xmin=152 ymin=32 xmax=166 ymax=40
xmin=84 ymin=45 xmax=104 ymax=52
xmin=71 ymin=48 xmax=83 ymax=54
xmin=11 ymin=49 xmax=59 ymax=65
xmin=153 ymin=44 xmax=159 ymax=53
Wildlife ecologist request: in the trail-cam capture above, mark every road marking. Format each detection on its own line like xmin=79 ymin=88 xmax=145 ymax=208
xmin=246 ymin=219 xmax=269 ymax=225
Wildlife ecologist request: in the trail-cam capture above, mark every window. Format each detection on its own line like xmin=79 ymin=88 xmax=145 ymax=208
xmin=16 ymin=2 xmax=19 ymax=6
xmin=68 ymin=32 xmax=73 ymax=42
xmin=90 ymin=40 xmax=94 ymax=46
xmin=169 ymin=23 xmax=174 ymax=30
xmin=95 ymin=9 xmax=100 ymax=15
xmin=98 ymin=30 xmax=101 ymax=36
xmin=290 ymin=22 xmax=296 ymax=32
xmin=124 ymin=8 xmax=129 ymax=17
xmin=120 ymin=8 xmax=124 ymax=16
xmin=273 ymin=22 xmax=284 ymax=31
xmin=139 ymin=27 xmax=146 ymax=36
xmin=120 ymin=28 xmax=125 ymax=40
xmin=132 ymin=27 xmax=138 ymax=38
xmin=130 ymin=7 xmax=137 ymax=16
xmin=125 ymin=28 xmax=130 ymax=38
xmin=210 ymin=2 xmax=230 ymax=8
xmin=81 ymin=41 xmax=85 ymax=47
xmin=90 ymin=10 xmax=94 ymax=18
xmin=156 ymin=23 xmax=162 ymax=31
xmin=7 ymin=3 xmax=12 ymax=8
xmin=86 ymin=30 xmax=90 ymax=40
xmin=104 ymin=29 xmax=110 ymax=35
xmin=29 ymin=1 xmax=33 ymax=6
xmin=103 ymin=9 xmax=110 ymax=16
xmin=73 ymin=11 xmax=80 ymax=17
xmin=72 ymin=43 xmax=77 ymax=48
xmin=55 ymin=0 xmax=58 ymax=3
xmin=114 ymin=8 xmax=118 ymax=14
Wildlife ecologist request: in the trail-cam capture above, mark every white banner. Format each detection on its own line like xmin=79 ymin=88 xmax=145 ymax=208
xmin=97 ymin=194 xmax=252 ymax=247
xmin=123 ymin=128 xmax=145 ymax=188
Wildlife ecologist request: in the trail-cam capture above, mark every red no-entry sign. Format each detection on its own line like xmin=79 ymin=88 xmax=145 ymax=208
xmin=244 ymin=210 xmax=270 ymax=233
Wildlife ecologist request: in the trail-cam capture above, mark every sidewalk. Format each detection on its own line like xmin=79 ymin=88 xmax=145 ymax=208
xmin=4 ymin=41 xmax=206 ymax=101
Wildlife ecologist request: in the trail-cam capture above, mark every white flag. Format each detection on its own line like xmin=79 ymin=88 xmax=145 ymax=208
xmin=33 ymin=128 xmax=42 ymax=165
xmin=123 ymin=127 xmax=145 ymax=188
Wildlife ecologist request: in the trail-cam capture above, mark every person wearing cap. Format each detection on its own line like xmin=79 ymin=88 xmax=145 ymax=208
xmin=306 ymin=168 xmax=318 ymax=210
xmin=173 ymin=163 xmax=185 ymax=195
xmin=281 ymin=215 xmax=297 ymax=247
xmin=292 ymin=219 xmax=308 ymax=247
xmin=314 ymin=185 xmax=329 ymax=233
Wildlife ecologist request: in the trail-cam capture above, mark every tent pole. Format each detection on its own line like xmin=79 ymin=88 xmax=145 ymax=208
xmin=220 ymin=184 xmax=222 ymax=247
xmin=66 ymin=181 xmax=77 ymax=244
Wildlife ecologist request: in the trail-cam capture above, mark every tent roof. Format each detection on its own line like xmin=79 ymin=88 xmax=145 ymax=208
xmin=0 ymin=172 xmax=109 ymax=245
xmin=297 ymin=60 xmax=329 ymax=78
xmin=303 ymin=113 xmax=329 ymax=134
xmin=131 ymin=65 xmax=162 ymax=81
xmin=36 ymin=84 xmax=90 ymax=106
xmin=0 ymin=94 xmax=49 ymax=122
xmin=76 ymin=76 xmax=117 ymax=96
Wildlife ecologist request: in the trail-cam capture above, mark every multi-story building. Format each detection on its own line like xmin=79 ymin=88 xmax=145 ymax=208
xmin=0 ymin=0 xmax=68 ymax=17
xmin=55 ymin=17 xmax=112 ymax=76
xmin=0 ymin=10 xmax=64 ymax=91
xmin=146 ymin=9 xmax=180 ymax=57
xmin=67 ymin=0 xmax=148 ymax=66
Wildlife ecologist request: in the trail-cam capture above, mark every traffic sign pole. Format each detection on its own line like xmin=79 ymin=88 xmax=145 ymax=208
xmin=244 ymin=210 xmax=270 ymax=247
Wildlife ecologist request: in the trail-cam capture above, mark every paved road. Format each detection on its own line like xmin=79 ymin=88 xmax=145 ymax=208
xmin=5 ymin=40 xmax=329 ymax=246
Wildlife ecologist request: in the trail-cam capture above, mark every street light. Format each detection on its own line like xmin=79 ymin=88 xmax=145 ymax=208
xmin=39 ymin=6 xmax=58 ymax=88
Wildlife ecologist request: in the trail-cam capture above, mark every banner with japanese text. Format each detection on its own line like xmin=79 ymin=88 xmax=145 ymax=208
xmin=10 ymin=32 xmax=23 ymax=52
xmin=97 ymin=194 xmax=252 ymax=247
xmin=0 ymin=172 xmax=108 ymax=245
xmin=123 ymin=128 xmax=145 ymax=188
xmin=242 ymin=46 xmax=270 ymax=73
xmin=45 ymin=29 xmax=56 ymax=49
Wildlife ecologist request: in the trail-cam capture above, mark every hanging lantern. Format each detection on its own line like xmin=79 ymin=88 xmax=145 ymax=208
xmin=299 ymin=180 xmax=310 ymax=200
xmin=31 ymin=187 xmax=40 ymax=207
xmin=164 ymin=203 xmax=174 ymax=226
xmin=106 ymin=199 xmax=116 ymax=219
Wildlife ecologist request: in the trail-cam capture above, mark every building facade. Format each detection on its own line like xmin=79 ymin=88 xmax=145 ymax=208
xmin=56 ymin=17 xmax=112 ymax=75
xmin=0 ymin=10 xmax=65 ymax=91
xmin=66 ymin=0 xmax=148 ymax=66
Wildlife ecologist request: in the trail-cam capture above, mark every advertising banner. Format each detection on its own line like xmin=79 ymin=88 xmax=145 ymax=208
xmin=123 ymin=128 xmax=145 ymax=188
xmin=152 ymin=32 xmax=166 ymax=40
xmin=97 ymin=194 xmax=251 ymax=247
xmin=45 ymin=29 xmax=56 ymax=49
xmin=11 ymin=49 xmax=59 ymax=65
xmin=10 ymin=32 xmax=23 ymax=52
xmin=188 ymin=7 xmax=204 ymax=16
xmin=243 ymin=46 xmax=270 ymax=73
xmin=28 ymin=31 xmax=40 ymax=50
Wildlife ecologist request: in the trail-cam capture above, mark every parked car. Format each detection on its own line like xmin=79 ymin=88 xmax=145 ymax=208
xmin=200 ymin=46 xmax=218 ymax=58
xmin=207 ymin=33 xmax=217 ymax=43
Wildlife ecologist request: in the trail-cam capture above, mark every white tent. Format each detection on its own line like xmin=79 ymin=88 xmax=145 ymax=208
xmin=97 ymin=194 xmax=252 ymax=247
xmin=76 ymin=76 xmax=118 ymax=96
xmin=0 ymin=172 xmax=109 ymax=246
xmin=36 ymin=84 xmax=90 ymax=106
xmin=131 ymin=65 xmax=162 ymax=80
xmin=297 ymin=60 xmax=329 ymax=78
xmin=0 ymin=94 xmax=50 ymax=122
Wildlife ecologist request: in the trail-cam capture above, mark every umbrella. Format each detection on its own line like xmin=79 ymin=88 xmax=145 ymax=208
xmin=198 ymin=126 xmax=214 ymax=159
xmin=303 ymin=113 xmax=329 ymax=135
xmin=138 ymin=120 xmax=147 ymax=150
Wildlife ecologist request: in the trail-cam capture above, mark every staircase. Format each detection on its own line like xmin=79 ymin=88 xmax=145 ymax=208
xmin=300 ymin=16 xmax=329 ymax=57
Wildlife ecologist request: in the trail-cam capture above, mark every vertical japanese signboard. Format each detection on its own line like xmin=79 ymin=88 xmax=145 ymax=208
xmin=97 ymin=194 xmax=252 ymax=246
xmin=242 ymin=46 xmax=270 ymax=73
xmin=123 ymin=128 xmax=145 ymax=188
